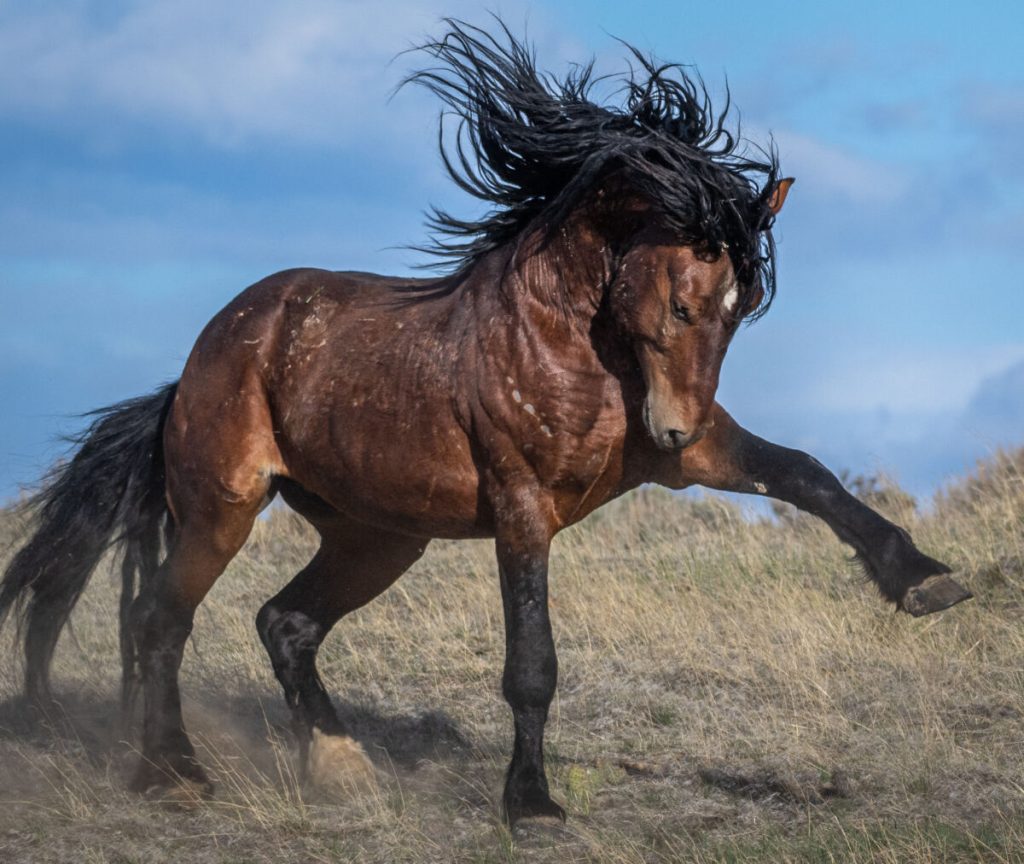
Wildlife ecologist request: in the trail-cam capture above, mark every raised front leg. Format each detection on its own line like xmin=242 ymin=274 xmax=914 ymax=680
xmin=494 ymin=512 xmax=565 ymax=825
xmin=669 ymin=405 xmax=971 ymax=614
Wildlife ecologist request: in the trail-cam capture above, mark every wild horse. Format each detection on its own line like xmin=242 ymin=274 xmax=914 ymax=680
xmin=0 ymin=21 xmax=969 ymax=823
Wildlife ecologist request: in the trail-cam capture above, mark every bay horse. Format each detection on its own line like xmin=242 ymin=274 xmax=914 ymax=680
xmin=0 ymin=21 xmax=969 ymax=824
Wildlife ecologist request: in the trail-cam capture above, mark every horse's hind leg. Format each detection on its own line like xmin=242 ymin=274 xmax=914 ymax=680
xmin=255 ymin=517 xmax=427 ymax=785
xmin=128 ymin=384 xmax=279 ymax=795
xmin=129 ymin=486 xmax=268 ymax=795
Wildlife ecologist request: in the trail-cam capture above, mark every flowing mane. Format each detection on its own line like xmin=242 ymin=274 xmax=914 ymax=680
xmin=405 ymin=18 xmax=781 ymax=319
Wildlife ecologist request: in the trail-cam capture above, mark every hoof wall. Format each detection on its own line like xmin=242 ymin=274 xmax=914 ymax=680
xmin=903 ymin=574 xmax=973 ymax=617
xmin=503 ymin=795 xmax=567 ymax=828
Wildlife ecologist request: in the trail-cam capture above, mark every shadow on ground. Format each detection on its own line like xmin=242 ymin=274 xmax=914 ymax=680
xmin=0 ymin=688 xmax=472 ymax=786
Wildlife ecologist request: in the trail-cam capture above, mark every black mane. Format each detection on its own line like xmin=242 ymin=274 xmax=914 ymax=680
xmin=404 ymin=19 xmax=781 ymax=319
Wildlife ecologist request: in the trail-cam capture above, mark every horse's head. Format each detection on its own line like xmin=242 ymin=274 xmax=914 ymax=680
xmin=405 ymin=19 xmax=795 ymax=454
xmin=607 ymin=179 xmax=793 ymax=452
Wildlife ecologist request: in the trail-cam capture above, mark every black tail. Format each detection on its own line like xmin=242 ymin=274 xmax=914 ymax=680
xmin=0 ymin=382 xmax=178 ymax=709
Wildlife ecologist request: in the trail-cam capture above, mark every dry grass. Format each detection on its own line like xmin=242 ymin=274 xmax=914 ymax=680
xmin=0 ymin=451 xmax=1022 ymax=862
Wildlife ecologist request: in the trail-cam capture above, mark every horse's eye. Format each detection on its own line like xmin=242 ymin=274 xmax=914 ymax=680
xmin=671 ymin=298 xmax=691 ymax=323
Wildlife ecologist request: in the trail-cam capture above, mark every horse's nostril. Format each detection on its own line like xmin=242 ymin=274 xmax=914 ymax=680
xmin=664 ymin=428 xmax=689 ymax=450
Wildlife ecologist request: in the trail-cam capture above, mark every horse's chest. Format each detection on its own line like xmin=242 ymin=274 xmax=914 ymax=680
xmin=505 ymin=394 xmax=627 ymax=516
xmin=484 ymin=365 xmax=626 ymax=477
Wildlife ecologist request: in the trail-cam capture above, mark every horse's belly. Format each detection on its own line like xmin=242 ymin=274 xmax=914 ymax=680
xmin=280 ymin=408 xmax=487 ymax=538
xmin=334 ymin=453 xmax=485 ymax=538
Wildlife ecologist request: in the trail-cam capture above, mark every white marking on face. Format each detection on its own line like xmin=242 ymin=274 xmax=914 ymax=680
xmin=723 ymin=283 xmax=739 ymax=313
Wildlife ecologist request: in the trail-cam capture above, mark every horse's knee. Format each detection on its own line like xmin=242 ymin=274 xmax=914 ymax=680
xmin=502 ymin=637 xmax=557 ymax=711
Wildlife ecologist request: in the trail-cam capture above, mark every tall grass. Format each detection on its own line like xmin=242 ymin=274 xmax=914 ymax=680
xmin=0 ymin=450 xmax=1021 ymax=862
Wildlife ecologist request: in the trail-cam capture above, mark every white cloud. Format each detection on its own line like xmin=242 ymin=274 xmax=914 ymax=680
xmin=726 ymin=320 xmax=1024 ymax=419
xmin=770 ymin=128 xmax=910 ymax=205
xmin=809 ymin=343 xmax=1024 ymax=414
xmin=0 ymin=1 xmax=555 ymax=148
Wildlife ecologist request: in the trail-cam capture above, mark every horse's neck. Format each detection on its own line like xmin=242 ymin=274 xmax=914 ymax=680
xmin=460 ymin=219 xmax=635 ymax=397
xmin=502 ymin=217 xmax=611 ymax=328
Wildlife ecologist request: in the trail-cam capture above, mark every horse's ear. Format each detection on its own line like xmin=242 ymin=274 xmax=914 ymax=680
xmin=767 ymin=177 xmax=795 ymax=216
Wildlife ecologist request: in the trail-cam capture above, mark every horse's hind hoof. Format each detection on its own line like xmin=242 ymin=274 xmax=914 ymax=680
xmin=902 ymin=573 xmax=973 ymax=617
xmin=307 ymin=728 xmax=379 ymax=796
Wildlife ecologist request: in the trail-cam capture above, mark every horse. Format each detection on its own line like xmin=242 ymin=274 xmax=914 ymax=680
xmin=0 ymin=20 xmax=970 ymax=825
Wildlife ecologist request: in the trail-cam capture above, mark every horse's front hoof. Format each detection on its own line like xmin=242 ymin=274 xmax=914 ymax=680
xmin=902 ymin=573 xmax=973 ymax=617
xmin=503 ymin=785 xmax=567 ymax=827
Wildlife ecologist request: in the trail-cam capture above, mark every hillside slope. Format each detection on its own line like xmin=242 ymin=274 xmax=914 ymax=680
xmin=0 ymin=451 xmax=1021 ymax=863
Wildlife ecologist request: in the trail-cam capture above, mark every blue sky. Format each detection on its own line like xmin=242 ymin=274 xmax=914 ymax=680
xmin=2 ymin=0 xmax=1023 ymax=502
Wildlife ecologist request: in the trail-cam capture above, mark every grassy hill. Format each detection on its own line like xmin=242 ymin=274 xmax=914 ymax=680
xmin=0 ymin=451 xmax=1021 ymax=863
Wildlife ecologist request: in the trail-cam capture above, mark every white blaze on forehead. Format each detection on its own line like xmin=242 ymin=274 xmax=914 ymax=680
xmin=722 ymin=279 xmax=740 ymax=313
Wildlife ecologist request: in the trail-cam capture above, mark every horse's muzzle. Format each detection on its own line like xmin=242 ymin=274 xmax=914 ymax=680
xmin=643 ymin=399 xmax=709 ymax=452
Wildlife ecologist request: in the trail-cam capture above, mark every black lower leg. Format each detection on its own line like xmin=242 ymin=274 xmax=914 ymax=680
xmin=499 ymin=546 xmax=564 ymax=825
xmin=120 ymin=524 xmax=161 ymax=723
xmin=256 ymin=602 xmax=344 ymax=773
xmin=129 ymin=592 xmax=210 ymax=793
xmin=253 ymin=524 xmax=428 ymax=775
xmin=738 ymin=436 xmax=951 ymax=602
xmin=24 ymin=609 xmax=63 ymax=712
